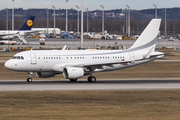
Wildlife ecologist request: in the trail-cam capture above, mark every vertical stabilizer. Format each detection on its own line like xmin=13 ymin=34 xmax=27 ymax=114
xmin=130 ymin=19 xmax=161 ymax=50
xmin=17 ymin=16 xmax=35 ymax=31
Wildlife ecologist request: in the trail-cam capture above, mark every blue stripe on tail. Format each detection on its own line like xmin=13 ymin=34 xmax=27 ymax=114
xmin=17 ymin=16 xmax=35 ymax=31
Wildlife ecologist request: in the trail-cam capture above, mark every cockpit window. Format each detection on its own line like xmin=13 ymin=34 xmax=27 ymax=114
xmin=12 ymin=56 xmax=17 ymax=59
xmin=12 ymin=56 xmax=24 ymax=60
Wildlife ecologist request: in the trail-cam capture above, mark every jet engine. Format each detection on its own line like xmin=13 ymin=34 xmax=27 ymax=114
xmin=63 ymin=67 xmax=84 ymax=79
xmin=36 ymin=72 xmax=56 ymax=78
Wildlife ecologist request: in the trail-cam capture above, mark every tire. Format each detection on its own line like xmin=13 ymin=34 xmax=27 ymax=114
xmin=88 ymin=76 xmax=96 ymax=83
xmin=69 ymin=79 xmax=77 ymax=82
xmin=27 ymin=78 xmax=32 ymax=83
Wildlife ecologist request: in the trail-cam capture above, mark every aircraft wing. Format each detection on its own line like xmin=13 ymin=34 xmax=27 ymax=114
xmin=66 ymin=60 xmax=131 ymax=72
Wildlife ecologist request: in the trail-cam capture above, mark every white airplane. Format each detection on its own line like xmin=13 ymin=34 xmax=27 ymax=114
xmin=5 ymin=19 xmax=164 ymax=83
xmin=0 ymin=16 xmax=35 ymax=40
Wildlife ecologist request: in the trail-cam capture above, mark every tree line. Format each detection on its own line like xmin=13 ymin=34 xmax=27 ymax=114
xmin=1 ymin=18 xmax=180 ymax=35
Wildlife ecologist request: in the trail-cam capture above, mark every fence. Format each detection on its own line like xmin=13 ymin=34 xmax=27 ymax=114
xmin=1 ymin=40 xmax=180 ymax=51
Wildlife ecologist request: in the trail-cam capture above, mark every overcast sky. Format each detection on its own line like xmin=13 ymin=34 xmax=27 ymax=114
xmin=1 ymin=0 xmax=180 ymax=10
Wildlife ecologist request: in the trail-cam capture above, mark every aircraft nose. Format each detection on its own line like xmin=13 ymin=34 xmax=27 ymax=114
xmin=5 ymin=60 xmax=10 ymax=69
xmin=4 ymin=60 xmax=13 ymax=70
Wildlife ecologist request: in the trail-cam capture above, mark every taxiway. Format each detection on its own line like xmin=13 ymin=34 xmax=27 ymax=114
xmin=0 ymin=79 xmax=180 ymax=91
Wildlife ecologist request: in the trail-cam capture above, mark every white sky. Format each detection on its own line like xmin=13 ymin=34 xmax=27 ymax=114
xmin=1 ymin=0 xmax=180 ymax=10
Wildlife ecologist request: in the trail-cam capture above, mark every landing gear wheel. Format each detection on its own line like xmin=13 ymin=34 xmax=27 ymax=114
xmin=88 ymin=76 xmax=96 ymax=83
xmin=69 ymin=79 xmax=77 ymax=82
xmin=27 ymin=78 xmax=32 ymax=83
xmin=27 ymin=72 xmax=33 ymax=83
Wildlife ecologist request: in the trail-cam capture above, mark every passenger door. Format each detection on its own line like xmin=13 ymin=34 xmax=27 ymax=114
xmin=30 ymin=52 xmax=37 ymax=64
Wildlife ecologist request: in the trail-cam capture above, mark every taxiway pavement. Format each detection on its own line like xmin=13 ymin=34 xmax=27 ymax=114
xmin=0 ymin=79 xmax=180 ymax=91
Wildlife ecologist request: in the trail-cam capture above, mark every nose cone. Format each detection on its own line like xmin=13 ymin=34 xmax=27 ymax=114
xmin=4 ymin=60 xmax=11 ymax=69
xmin=4 ymin=60 xmax=15 ymax=70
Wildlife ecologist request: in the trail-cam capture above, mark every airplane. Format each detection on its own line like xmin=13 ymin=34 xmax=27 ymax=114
xmin=4 ymin=19 xmax=164 ymax=83
xmin=0 ymin=16 xmax=36 ymax=40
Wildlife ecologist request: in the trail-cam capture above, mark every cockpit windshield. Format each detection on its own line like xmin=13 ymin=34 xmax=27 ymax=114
xmin=12 ymin=56 xmax=24 ymax=60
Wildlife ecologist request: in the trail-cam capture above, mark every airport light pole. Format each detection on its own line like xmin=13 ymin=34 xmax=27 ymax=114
xmin=75 ymin=5 xmax=79 ymax=38
xmin=100 ymin=5 xmax=104 ymax=35
xmin=126 ymin=5 xmax=130 ymax=37
xmin=6 ymin=8 xmax=10 ymax=51
xmin=153 ymin=4 xmax=158 ymax=49
xmin=47 ymin=8 xmax=49 ymax=34
xmin=66 ymin=0 xmax=68 ymax=32
xmin=86 ymin=8 xmax=88 ymax=32
xmin=52 ymin=6 xmax=56 ymax=36
xmin=165 ymin=8 xmax=167 ymax=38
xmin=126 ymin=8 xmax=128 ymax=35
xmin=81 ymin=0 xmax=84 ymax=48
xmin=6 ymin=8 xmax=8 ymax=30
xmin=12 ymin=0 xmax=14 ymax=30
xmin=153 ymin=4 xmax=157 ymax=18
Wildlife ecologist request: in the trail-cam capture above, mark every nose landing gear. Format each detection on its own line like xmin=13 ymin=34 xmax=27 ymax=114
xmin=27 ymin=72 xmax=33 ymax=83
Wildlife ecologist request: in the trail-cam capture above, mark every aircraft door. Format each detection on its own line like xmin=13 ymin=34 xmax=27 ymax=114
xmin=30 ymin=52 xmax=37 ymax=64
xmin=129 ymin=52 xmax=135 ymax=63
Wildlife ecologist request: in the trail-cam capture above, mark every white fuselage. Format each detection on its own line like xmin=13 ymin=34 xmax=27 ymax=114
xmin=0 ymin=30 xmax=32 ymax=39
xmin=4 ymin=49 xmax=161 ymax=73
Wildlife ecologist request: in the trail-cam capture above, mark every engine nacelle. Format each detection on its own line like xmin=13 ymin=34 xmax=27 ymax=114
xmin=63 ymin=67 xmax=84 ymax=79
xmin=36 ymin=72 xmax=56 ymax=78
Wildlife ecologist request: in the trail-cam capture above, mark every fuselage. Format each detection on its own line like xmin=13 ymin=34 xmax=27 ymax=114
xmin=5 ymin=48 xmax=161 ymax=73
xmin=0 ymin=30 xmax=32 ymax=40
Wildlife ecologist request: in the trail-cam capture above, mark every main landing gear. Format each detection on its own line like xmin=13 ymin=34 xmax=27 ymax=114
xmin=27 ymin=72 xmax=33 ymax=83
xmin=87 ymin=72 xmax=96 ymax=82
xmin=87 ymin=76 xmax=96 ymax=82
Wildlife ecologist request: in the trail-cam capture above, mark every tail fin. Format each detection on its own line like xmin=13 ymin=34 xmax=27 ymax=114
xmin=130 ymin=19 xmax=161 ymax=50
xmin=17 ymin=16 xmax=35 ymax=31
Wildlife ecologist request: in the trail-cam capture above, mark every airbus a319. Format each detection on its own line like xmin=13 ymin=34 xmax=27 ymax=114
xmin=5 ymin=19 xmax=164 ymax=83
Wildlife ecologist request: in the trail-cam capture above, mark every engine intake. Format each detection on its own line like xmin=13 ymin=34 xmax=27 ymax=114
xmin=63 ymin=67 xmax=84 ymax=79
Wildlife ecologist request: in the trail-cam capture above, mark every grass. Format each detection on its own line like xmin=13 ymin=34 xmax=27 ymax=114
xmin=1 ymin=90 xmax=180 ymax=120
